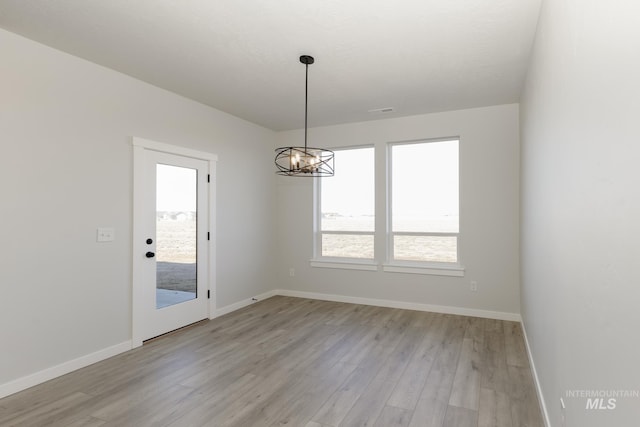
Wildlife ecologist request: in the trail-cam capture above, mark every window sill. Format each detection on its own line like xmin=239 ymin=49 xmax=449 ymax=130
xmin=310 ymin=258 xmax=378 ymax=271
xmin=382 ymin=263 xmax=465 ymax=277
xmin=309 ymin=259 xmax=464 ymax=276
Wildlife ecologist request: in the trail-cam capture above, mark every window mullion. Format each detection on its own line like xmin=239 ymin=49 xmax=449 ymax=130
xmin=391 ymin=231 xmax=459 ymax=237
xmin=321 ymin=231 xmax=374 ymax=236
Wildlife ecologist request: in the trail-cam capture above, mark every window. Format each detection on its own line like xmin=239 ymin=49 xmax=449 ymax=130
xmin=312 ymin=138 xmax=463 ymax=276
xmin=315 ymin=146 xmax=375 ymax=261
xmin=389 ymin=139 xmax=459 ymax=265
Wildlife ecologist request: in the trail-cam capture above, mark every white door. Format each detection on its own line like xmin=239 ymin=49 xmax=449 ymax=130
xmin=133 ymin=142 xmax=214 ymax=343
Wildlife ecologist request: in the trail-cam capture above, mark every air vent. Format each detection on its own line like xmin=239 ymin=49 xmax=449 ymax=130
xmin=368 ymin=107 xmax=395 ymax=114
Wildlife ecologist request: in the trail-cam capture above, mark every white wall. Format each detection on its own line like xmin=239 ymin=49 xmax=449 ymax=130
xmin=520 ymin=1 xmax=640 ymax=426
xmin=0 ymin=29 xmax=277 ymax=388
xmin=276 ymin=104 xmax=520 ymax=317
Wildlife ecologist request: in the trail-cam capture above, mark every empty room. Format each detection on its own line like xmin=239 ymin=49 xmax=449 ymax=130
xmin=0 ymin=1 xmax=638 ymax=426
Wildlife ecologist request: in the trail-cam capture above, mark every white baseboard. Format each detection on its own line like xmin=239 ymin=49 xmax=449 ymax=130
xmin=274 ymin=289 xmax=521 ymax=321
xmin=520 ymin=320 xmax=551 ymax=427
xmin=213 ymin=289 xmax=279 ymax=318
xmin=0 ymin=340 xmax=131 ymax=399
xmin=0 ymin=289 xmax=522 ymax=401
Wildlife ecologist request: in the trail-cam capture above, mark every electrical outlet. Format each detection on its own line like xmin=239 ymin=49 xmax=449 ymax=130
xmin=470 ymin=281 xmax=478 ymax=292
xmin=289 ymin=268 xmax=295 ymax=277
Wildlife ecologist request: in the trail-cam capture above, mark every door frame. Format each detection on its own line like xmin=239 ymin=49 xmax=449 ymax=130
xmin=131 ymin=137 xmax=217 ymax=348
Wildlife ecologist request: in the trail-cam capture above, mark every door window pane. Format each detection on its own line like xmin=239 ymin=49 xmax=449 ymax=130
xmin=156 ymin=164 xmax=197 ymax=309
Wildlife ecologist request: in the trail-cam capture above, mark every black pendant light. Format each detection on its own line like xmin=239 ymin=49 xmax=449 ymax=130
xmin=275 ymin=55 xmax=334 ymax=177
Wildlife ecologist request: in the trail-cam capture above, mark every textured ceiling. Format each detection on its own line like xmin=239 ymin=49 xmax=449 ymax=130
xmin=0 ymin=0 xmax=541 ymax=131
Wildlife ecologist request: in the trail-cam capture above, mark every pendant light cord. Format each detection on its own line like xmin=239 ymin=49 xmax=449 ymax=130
xmin=304 ymin=61 xmax=308 ymax=151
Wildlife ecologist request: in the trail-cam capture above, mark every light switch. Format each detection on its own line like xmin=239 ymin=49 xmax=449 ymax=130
xmin=97 ymin=227 xmax=115 ymax=242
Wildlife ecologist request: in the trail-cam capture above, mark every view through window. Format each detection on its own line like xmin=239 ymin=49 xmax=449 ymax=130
xmin=318 ymin=146 xmax=375 ymax=259
xmin=314 ymin=138 xmax=459 ymax=268
xmin=390 ymin=139 xmax=459 ymax=263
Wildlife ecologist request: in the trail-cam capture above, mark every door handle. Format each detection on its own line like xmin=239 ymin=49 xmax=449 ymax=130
xmin=145 ymin=251 xmax=155 ymax=258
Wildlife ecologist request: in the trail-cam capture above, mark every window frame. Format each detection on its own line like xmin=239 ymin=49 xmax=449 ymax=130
xmin=310 ymin=138 xmax=465 ymax=276
xmin=384 ymin=138 xmax=464 ymax=276
xmin=312 ymin=145 xmax=377 ymax=270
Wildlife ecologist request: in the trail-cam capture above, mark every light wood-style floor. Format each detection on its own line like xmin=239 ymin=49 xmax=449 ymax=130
xmin=0 ymin=296 xmax=545 ymax=427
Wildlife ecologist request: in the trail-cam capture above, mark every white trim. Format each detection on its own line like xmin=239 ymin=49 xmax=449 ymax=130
xmin=0 ymin=341 xmax=131 ymax=399
xmin=132 ymin=137 xmax=218 ymax=161
xmin=275 ymin=289 xmax=520 ymax=321
xmin=313 ymin=177 xmax=321 ymax=258
xmin=392 ymin=231 xmax=459 ymax=237
xmin=213 ymin=289 xmax=279 ymax=318
xmin=207 ymin=160 xmax=217 ymax=319
xmin=131 ymin=143 xmax=146 ymax=348
xmin=131 ymin=137 xmax=218 ymax=347
xmin=0 ymin=289 xmax=522 ymax=399
xmin=521 ymin=320 xmax=552 ymax=427
xmin=319 ymin=230 xmax=375 ymax=236
xmin=382 ymin=263 xmax=465 ymax=277
xmin=310 ymin=259 xmax=378 ymax=271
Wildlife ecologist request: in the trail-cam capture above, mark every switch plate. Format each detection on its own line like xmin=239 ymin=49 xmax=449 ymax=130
xmin=289 ymin=268 xmax=295 ymax=277
xmin=97 ymin=227 xmax=115 ymax=242
xmin=470 ymin=281 xmax=478 ymax=292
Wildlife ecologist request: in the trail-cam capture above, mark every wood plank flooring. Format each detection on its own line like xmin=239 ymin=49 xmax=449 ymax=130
xmin=0 ymin=296 xmax=545 ymax=427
